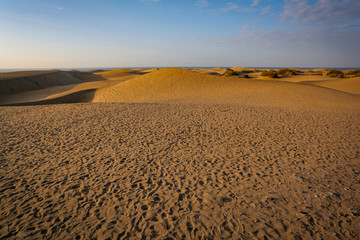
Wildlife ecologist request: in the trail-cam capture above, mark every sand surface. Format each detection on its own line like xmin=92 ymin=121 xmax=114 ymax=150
xmin=0 ymin=67 xmax=359 ymax=239
xmin=92 ymin=68 xmax=360 ymax=111
xmin=303 ymin=78 xmax=360 ymax=95
xmin=1 ymin=103 xmax=359 ymax=239
xmin=1 ymin=67 xmax=359 ymax=106
xmin=0 ymin=69 xmax=150 ymax=105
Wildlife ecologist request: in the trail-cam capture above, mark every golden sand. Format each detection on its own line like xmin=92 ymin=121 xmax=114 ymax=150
xmin=0 ymin=67 xmax=359 ymax=239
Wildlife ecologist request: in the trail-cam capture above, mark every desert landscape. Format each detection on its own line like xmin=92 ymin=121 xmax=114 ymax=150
xmin=0 ymin=67 xmax=359 ymax=239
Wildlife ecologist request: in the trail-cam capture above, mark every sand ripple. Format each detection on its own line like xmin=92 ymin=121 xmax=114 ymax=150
xmin=0 ymin=103 xmax=359 ymax=239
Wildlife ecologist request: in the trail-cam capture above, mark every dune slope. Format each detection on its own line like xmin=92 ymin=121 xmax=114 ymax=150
xmin=304 ymin=77 xmax=360 ymax=95
xmin=0 ymin=69 xmax=149 ymax=105
xmin=93 ymin=68 xmax=360 ymax=110
xmin=0 ymin=71 xmax=86 ymax=94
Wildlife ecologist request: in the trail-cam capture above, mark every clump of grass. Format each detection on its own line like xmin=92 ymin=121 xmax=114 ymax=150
xmin=345 ymin=70 xmax=360 ymax=77
xmin=261 ymin=70 xmax=279 ymax=78
xmin=326 ymin=69 xmax=344 ymax=78
xmin=224 ymin=68 xmax=237 ymax=77
xmin=308 ymin=70 xmax=323 ymax=76
xmin=277 ymin=68 xmax=298 ymax=76
xmin=242 ymin=74 xmax=250 ymax=78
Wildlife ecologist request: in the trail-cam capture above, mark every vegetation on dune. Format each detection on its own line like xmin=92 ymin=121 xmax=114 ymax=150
xmin=326 ymin=69 xmax=345 ymax=78
xmin=277 ymin=68 xmax=298 ymax=76
xmin=261 ymin=70 xmax=279 ymax=78
xmin=242 ymin=74 xmax=250 ymax=78
xmin=345 ymin=70 xmax=360 ymax=77
xmin=308 ymin=70 xmax=323 ymax=76
xmin=261 ymin=68 xmax=299 ymax=78
xmin=240 ymin=70 xmax=254 ymax=73
xmin=224 ymin=68 xmax=238 ymax=77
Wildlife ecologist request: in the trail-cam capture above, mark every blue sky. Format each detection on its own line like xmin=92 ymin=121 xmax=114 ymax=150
xmin=0 ymin=0 xmax=359 ymax=68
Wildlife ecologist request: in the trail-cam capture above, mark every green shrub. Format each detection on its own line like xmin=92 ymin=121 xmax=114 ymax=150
xmin=261 ymin=70 xmax=279 ymax=78
xmin=224 ymin=68 xmax=237 ymax=77
xmin=326 ymin=69 xmax=344 ymax=78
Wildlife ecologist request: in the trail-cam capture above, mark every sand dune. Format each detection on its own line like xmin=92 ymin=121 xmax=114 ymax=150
xmin=0 ymin=67 xmax=359 ymax=239
xmin=93 ymin=68 xmax=360 ymax=110
xmin=2 ymin=89 xmax=96 ymax=106
xmin=0 ymin=70 xmax=59 ymax=80
xmin=1 ymin=67 xmax=358 ymax=106
xmin=0 ymin=70 xmax=87 ymax=94
xmin=191 ymin=68 xmax=223 ymax=76
xmin=95 ymin=68 xmax=155 ymax=81
xmin=304 ymin=77 xmax=360 ymax=95
xmin=0 ymin=69 xmax=151 ymax=105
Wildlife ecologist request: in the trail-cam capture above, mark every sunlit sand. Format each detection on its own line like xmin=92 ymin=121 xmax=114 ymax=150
xmin=0 ymin=67 xmax=359 ymax=239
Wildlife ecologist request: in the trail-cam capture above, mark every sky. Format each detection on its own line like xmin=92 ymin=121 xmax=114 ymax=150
xmin=0 ymin=0 xmax=359 ymax=68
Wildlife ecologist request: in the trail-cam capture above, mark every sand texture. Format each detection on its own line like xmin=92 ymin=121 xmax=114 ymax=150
xmin=0 ymin=67 xmax=360 ymax=239
xmin=1 ymin=104 xmax=359 ymax=239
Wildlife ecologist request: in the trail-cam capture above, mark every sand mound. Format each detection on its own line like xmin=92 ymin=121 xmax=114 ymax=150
xmin=0 ymin=69 xmax=155 ymax=106
xmin=0 ymin=70 xmax=86 ymax=94
xmin=93 ymin=68 xmax=360 ymax=110
xmin=2 ymin=89 xmax=96 ymax=106
xmin=304 ymin=77 xmax=360 ymax=95
xmin=191 ymin=68 xmax=223 ymax=76
xmin=95 ymin=68 xmax=154 ymax=81
xmin=66 ymin=71 xmax=105 ymax=82
xmin=0 ymin=70 xmax=61 ymax=80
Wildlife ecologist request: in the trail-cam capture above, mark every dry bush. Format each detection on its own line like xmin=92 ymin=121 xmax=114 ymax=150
xmin=261 ymin=70 xmax=279 ymax=78
xmin=242 ymin=74 xmax=250 ymax=78
xmin=224 ymin=68 xmax=237 ymax=77
xmin=308 ymin=70 xmax=323 ymax=76
xmin=277 ymin=68 xmax=297 ymax=76
xmin=345 ymin=70 xmax=360 ymax=77
xmin=326 ymin=69 xmax=344 ymax=78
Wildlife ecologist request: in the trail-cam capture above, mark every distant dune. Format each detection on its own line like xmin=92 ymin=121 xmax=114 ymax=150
xmin=0 ymin=70 xmax=92 ymax=94
xmin=0 ymin=69 xmax=152 ymax=105
xmin=93 ymin=68 xmax=359 ymax=110
xmin=1 ymin=67 xmax=359 ymax=106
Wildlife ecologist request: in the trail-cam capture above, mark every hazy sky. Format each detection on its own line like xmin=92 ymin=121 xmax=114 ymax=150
xmin=0 ymin=0 xmax=359 ymax=68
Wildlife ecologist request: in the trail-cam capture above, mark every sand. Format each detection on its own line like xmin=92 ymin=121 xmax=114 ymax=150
xmin=0 ymin=67 xmax=359 ymax=239
xmin=303 ymin=78 xmax=360 ymax=95
xmin=0 ymin=69 xmax=150 ymax=105
xmin=92 ymin=68 xmax=359 ymax=111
